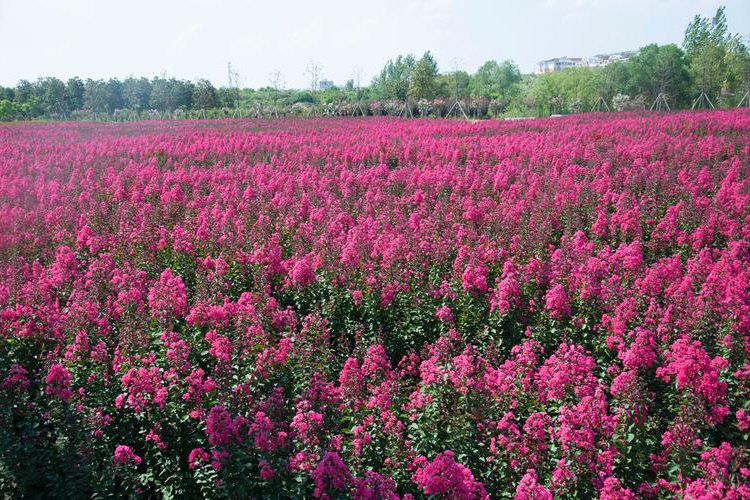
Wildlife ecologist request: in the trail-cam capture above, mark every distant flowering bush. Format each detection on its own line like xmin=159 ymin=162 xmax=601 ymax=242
xmin=1 ymin=112 xmax=750 ymax=497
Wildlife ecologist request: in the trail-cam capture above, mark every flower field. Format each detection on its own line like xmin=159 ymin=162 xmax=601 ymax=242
xmin=1 ymin=112 xmax=750 ymax=498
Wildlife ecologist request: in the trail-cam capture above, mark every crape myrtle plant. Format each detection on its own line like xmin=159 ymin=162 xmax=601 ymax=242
xmin=1 ymin=112 xmax=750 ymax=498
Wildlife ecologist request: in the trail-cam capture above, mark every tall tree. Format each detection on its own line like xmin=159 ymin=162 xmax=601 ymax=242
xmin=173 ymin=79 xmax=194 ymax=110
xmin=627 ymin=44 xmax=691 ymax=107
xmin=122 ymin=77 xmax=152 ymax=111
xmin=598 ymin=60 xmax=630 ymax=100
xmin=0 ymin=99 xmax=16 ymax=121
xmin=409 ymin=51 xmax=439 ymax=100
xmin=37 ymin=77 xmax=67 ymax=115
xmin=14 ymin=80 xmax=34 ymax=104
xmin=0 ymin=86 xmax=14 ymax=101
xmin=105 ymin=79 xmax=124 ymax=111
xmin=217 ymin=87 xmax=238 ymax=108
xmin=83 ymin=79 xmax=112 ymax=113
xmin=724 ymin=35 xmax=750 ymax=100
xmin=371 ymin=54 xmax=415 ymax=100
xmin=150 ymin=77 xmax=192 ymax=111
xmin=192 ymin=79 xmax=218 ymax=111
xmin=683 ymin=6 xmax=729 ymax=103
xmin=150 ymin=77 xmax=174 ymax=111
xmin=471 ymin=60 xmax=522 ymax=104
xmin=437 ymin=70 xmax=471 ymax=99
xmin=472 ymin=60 xmax=502 ymax=98
xmin=65 ymin=77 xmax=85 ymax=111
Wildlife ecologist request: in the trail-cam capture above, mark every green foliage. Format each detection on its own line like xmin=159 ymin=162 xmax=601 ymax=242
xmin=84 ymin=79 xmax=113 ymax=113
xmin=683 ymin=6 xmax=732 ymax=103
xmin=408 ymin=51 xmax=439 ymax=100
xmin=472 ymin=60 xmax=521 ymax=101
xmin=122 ymin=77 xmax=152 ymax=111
xmin=65 ymin=77 xmax=85 ymax=111
xmin=371 ymin=54 xmax=416 ymax=100
xmin=627 ymin=44 xmax=691 ymax=107
xmin=193 ymin=79 xmax=218 ymax=111
xmin=150 ymin=77 xmax=194 ymax=112
xmin=0 ymin=99 xmax=16 ymax=121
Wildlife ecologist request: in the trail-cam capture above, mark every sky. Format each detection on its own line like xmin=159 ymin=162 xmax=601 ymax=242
xmin=1 ymin=0 xmax=749 ymax=90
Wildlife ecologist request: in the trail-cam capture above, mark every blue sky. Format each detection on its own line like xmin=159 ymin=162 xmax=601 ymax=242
xmin=1 ymin=0 xmax=748 ymax=89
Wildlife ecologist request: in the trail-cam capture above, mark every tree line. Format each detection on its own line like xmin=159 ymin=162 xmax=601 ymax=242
xmin=1 ymin=6 xmax=748 ymax=121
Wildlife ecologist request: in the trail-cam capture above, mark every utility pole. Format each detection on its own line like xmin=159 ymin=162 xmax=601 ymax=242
xmin=306 ymin=61 xmax=321 ymax=117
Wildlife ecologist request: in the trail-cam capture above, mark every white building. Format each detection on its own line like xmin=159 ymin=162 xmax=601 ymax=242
xmin=537 ymin=57 xmax=586 ymax=73
xmin=537 ymin=51 xmax=634 ymax=74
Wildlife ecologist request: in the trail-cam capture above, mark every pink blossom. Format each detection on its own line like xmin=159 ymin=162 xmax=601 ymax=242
xmin=545 ymin=284 xmax=570 ymax=320
xmin=415 ymin=450 xmax=488 ymax=499
xmin=311 ymin=452 xmax=351 ymax=499
xmin=45 ymin=363 xmax=72 ymax=401
xmin=188 ymin=448 xmax=210 ymax=469
xmin=515 ymin=469 xmax=552 ymax=500
xmin=113 ymin=445 xmax=142 ymax=466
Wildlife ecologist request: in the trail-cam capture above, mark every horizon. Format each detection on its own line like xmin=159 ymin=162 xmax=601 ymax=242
xmin=1 ymin=0 xmax=749 ymax=90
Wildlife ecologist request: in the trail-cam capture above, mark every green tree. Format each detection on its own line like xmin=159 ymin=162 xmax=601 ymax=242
xmin=14 ymin=80 xmax=34 ymax=104
xmin=150 ymin=77 xmax=193 ymax=111
xmin=471 ymin=60 xmax=521 ymax=107
xmin=409 ymin=51 xmax=439 ymax=100
xmin=83 ymin=79 xmax=112 ymax=113
xmin=217 ymin=87 xmax=238 ymax=108
xmin=531 ymin=72 xmax=564 ymax=115
xmin=122 ymin=77 xmax=152 ymax=111
xmin=0 ymin=86 xmax=14 ymax=101
xmin=174 ymin=79 xmax=194 ymax=110
xmin=105 ymin=79 xmax=124 ymax=111
xmin=66 ymin=77 xmax=85 ymax=111
xmin=37 ymin=77 xmax=67 ymax=115
xmin=627 ymin=44 xmax=691 ymax=107
xmin=472 ymin=60 xmax=501 ymax=98
xmin=598 ymin=60 xmax=630 ymax=101
xmin=437 ymin=70 xmax=471 ymax=99
xmin=683 ymin=6 xmax=729 ymax=104
xmin=371 ymin=54 xmax=415 ymax=100
xmin=0 ymin=99 xmax=16 ymax=121
xmin=21 ymin=96 xmax=44 ymax=118
xmin=498 ymin=61 xmax=522 ymax=100
xmin=724 ymin=35 xmax=750 ymax=101
xmin=192 ymin=79 xmax=218 ymax=111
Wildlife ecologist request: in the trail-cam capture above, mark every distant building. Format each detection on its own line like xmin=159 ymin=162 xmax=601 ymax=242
xmin=537 ymin=51 xmax=634 ymax=73
xmin=585 ymin=51 xmax=635 ymax=68
xmin=537 ymin=57 xmax=585 ymax=73
xmin=319 ymin=79 xmax=334 ymax=91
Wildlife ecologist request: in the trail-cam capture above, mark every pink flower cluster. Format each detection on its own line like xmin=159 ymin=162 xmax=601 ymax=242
xmin=1 ymin=112 xmax=750 ymax=496
xmin=113 ymin=445 xmax=142 ymax=466
xmin=414 ymin=450 xmax=488 ymax=499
